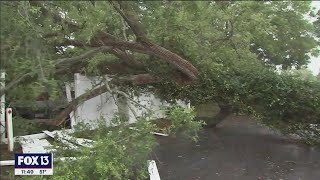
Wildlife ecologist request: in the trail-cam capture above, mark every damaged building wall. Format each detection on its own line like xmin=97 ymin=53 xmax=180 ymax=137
xmin=70 ymin=73 xmax=187 ymax=129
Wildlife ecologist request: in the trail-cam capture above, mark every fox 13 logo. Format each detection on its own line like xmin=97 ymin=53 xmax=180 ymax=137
xmin=15 ymin=153 xmax=53 ymax=175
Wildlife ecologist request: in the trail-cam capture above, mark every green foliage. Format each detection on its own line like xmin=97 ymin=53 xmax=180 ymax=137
xmin=1 ymin=1 xmax=319 ymax=106
xmin=18 ymin=105 xmax=201 ymax=179
xmin=12 ymin=117 xmax=44 ymax=137
xmin=1 ymin=3 xmax=320 ymax=177
xmin=85 ymin=53 xmax=117 ymax=76
xmin=154 ymin=57 xmax=320 ymax=143
xmin=282 ymin=68 xmax=318 ymax=81
xmin=142 ymin=1 xmax=318 ymax=70
xmin=165 ymin=105 xmax=204 ymax=141
xmin=238 ymin=68 xmax=319 ymax=125
xmin=245 ymin=1 xmax=318 ymax=69
xmin=12 ymin=116 xmax=57 ymax=137
xmin=52 ymin=118 xmax=155 ymax=180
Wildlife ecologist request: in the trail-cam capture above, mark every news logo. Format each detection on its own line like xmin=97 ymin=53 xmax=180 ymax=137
xmin=15 ymin=153 xmax=53 ymax=175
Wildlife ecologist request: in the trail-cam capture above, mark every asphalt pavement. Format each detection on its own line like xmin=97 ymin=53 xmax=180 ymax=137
xmin=154 ymin=115 xmax=320 ymax=180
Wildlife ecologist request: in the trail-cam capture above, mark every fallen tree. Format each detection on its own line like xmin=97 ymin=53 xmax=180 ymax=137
xmin=2 ymin=1 xmax=320 ymax=179
xmin=1 ymin=1 xmax=319 ymax=141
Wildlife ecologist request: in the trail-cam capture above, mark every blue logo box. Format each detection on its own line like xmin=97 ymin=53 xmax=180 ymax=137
xmin=15 ymin=153 xmax=52 ymax=169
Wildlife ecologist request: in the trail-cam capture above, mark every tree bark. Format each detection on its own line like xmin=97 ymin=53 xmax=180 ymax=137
xmin=59 ymin=33 xmax=199 ymax=81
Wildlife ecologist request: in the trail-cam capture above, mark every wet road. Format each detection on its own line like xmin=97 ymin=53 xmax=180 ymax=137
xmin=154 ymin=115 xmax=320 ymax=180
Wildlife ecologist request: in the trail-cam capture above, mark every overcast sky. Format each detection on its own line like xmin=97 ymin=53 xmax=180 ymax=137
xmin=309 ymin=1 xmax=320 ymax=75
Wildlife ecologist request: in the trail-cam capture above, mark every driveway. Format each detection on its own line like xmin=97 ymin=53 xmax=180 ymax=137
xmin=154 ymin=115 xmax=320 ymax=180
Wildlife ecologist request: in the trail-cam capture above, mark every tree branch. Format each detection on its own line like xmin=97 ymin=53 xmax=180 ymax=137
xmin=53 ymin=84 xmax=108 ymax=126
xmin=148 ymin=43 xmax=199 ymax=80
xmin=55 ymin=46 xmax=113 ymax=68
xmin=52 ymin=69 xmax=196 ymax=127
xmin=53 ymin=73 xmax=161 ymax=126
xmin=105 ymin=79 xmax=152 ymax=113
xmin=110 ymin=1 xmax=147 ymax=40
xmin=58 ymin=30 xmax=199 ymax=81
xmin=110 ymin=48 xmax=143 ymax=68
xmin=26 ymin=1 xmax=199 ymax=82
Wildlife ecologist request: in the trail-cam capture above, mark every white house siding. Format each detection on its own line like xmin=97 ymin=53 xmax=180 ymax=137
xmin=71 ymin=73 xmax=187 ymax=129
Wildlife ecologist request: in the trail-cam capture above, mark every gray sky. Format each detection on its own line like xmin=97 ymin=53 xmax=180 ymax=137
xmin=309 ymin=1 xmax=320 ymax=75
